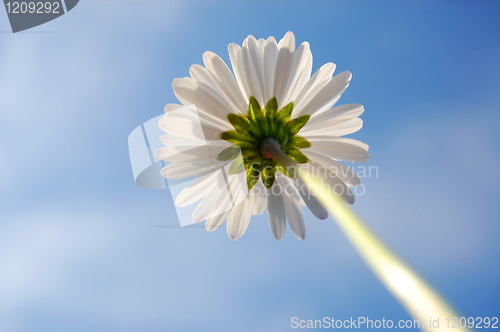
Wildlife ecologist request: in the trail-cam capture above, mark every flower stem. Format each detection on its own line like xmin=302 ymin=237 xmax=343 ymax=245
xmin=261 ymin=139 xmax=470 ymax=332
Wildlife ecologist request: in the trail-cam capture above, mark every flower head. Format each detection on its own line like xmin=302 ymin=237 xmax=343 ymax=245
xmin=156 ymin=32 xmax=369 ymax=240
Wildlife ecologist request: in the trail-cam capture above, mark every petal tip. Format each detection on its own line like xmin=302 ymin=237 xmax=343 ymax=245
xmin=228 ymin=42 xmax=240 ymax=50
xmin=273 ymin=234 xmax=284 ymax=241
xmin=154 ymin=149 xmax=161 ymax=159
xmin=202 ymin=51 xmax=214 ymax=59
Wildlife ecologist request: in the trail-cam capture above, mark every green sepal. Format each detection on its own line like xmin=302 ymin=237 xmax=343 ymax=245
xmin=229 ymin=155 xmax=245 ymax=175
xmin=220 ymin=130 xmax=254 ymax=144
xmin=238 ymin=142 xmax=258 ymax=151
xmin=276 ymin=102 xmax=294 ymax=124
xmin=256 ymin=114 xmax=269 ymax=136
xmin=265 ymin=97 xmax=278 ymax=133
xmin=289 ymin=136 xmax=311 ymax=148
xmin=217 ymin=145 xmax=241 ymax=161
xmin=275 ymin=127 xmax=289 ymax=145
xmin=241 ymin=149 xmax=259 ymax=159
xmin=268 ymin=116 xmax=277 ymax=136
xmin=227 ymin=114 xmax=250 ymax=131
xmin=265 ymin=97 xmax=278 ymax=116
xmin=246 ymin=162 xmax=261 ymax=190
xmin=248 ymin=96 xmax=262 ymax=121
xmin=284 ymin=115 xmax=310 ymax=136
xmin=262 ymin=166 xmax=276 ymax=188
xmin=227 ymin=113 xmax=260 ymax=138
xmin=286 ymin=148 xmax=309 ymax=163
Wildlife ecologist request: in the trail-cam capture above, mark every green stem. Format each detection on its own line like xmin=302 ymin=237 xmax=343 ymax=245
xmin=261 ymin=139 xmax=470 ymax=332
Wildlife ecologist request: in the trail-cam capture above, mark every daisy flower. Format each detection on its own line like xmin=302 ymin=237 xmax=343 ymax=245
xmin=156 ymin=32 xmax=369 ymax=240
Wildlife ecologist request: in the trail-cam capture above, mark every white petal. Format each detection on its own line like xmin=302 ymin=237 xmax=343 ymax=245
xmin=227 ymin=195 xmax=253 ymax=240
xmin=277 ymin=174 xmax=306 ymax=240
xmin=307 ymin=137 xmax=369 ymax=162
xmin=164 ymin=103 xmax=183 ymax=113
xmin=267 ymin=181 xmax=286 ymax=240
xmin=159 ymin=110 xmax=227 ymax=142
xmin=294 ymin=177 xmax=328 ymax=219
xmin=277 ymin=31 xmax=296 ymax=50
xmin=273 ymin=32 xmax=296 ymax=106
xmin=189 ymin=64 xmax=241 ymax=114
xmin=302 ymin=118 xmax=363 ymax=137
xmin=156 ymin=144 xmax=229 ymax=162
xmin=159 ymin=134 xmax=227 ymax=148
xmin=173 ymin=77 xmax=235 ymax=124
xmin=243 ymin=35 xmax=265 ymax=105
xmin=303 ymin=150 xmax=361 ymax=187
xmin=160 ymin=129 xmax=223 ymax=145
xmin=160 ymin=160 xmax=224 ymax=179
xmin=293 ymin=62 xmax=336 ymax=117
xmin=205 ymin=209 xmax=230 ymax=232
xmin=281 ymin=42 xmax=312 ymax=106
xmin=257 ymin=38 xmax=266 ymax=52
xmin=303 ymin=103 xmax=364 ymax=129
xmin=203 ymin=51 xmax=247 ymax=113
xmin=192 ymin=172 xmax=231 ymax=222
xmin=263 ymin=37 xmax=278 ymax=103
xmin=175 ymin=171 xmax=220 ymax=207
xmin=288 ymin=46 xmax=313 ymax=106
xmin=172 ymin=78 xmax=233 ymax=131
xmin=228 ymin=43 xmax=251 ymax=102
xmin=297 ymin=71 xmax=352 ymax=117
xmin=308 ymin=136 xmax=369 ymax=150
xmin=308 ymin=104 xmax=365 ymax=125
xmin=158 ymin=100 xmax=234 ymax=140
xmin=251 ymin=180 xmax=268 ymax=215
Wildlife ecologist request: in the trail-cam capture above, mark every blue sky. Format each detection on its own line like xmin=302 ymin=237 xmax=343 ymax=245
xmin=1 ymin=1 xmax=499 ymax=331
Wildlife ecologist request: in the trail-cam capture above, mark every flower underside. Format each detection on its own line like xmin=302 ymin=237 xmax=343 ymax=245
xmin=218 ymin=96 xmax=311 ymax=190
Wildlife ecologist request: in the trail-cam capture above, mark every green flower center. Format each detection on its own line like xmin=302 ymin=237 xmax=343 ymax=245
xmin=218 ymin=96 xmax=311 ymax=189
